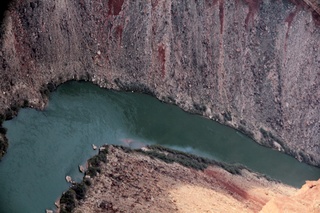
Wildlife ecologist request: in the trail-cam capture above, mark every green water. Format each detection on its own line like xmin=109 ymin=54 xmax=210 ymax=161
xmin=0 ymin=81 xmax=319 ymax=212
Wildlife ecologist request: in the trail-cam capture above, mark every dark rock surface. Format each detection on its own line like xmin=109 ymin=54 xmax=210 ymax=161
xmin=0 ymin=0 xmax=319 ymax=166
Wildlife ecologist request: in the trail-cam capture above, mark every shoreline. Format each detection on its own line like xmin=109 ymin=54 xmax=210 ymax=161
xmin=1 ymin=80 xmax=319 ymax=169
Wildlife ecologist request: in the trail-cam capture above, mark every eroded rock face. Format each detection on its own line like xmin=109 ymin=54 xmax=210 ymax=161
xmin=0 ymin=0 xmax=319 ymax=165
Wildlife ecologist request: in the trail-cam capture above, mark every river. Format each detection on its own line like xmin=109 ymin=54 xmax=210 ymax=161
xmin=0 ymin=81 xmax=319 ymax=212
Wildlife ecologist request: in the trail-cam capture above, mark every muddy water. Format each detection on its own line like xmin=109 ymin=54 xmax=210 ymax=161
xmin=0 ymin=81 xmax=319 ymax=212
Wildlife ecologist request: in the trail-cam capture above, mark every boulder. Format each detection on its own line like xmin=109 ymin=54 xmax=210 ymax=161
xmin=79 ymin=165 xmax=85 ymax=173
xmin=65 ymin=175 xmax=72 ymax=183
xmin=92 ymin=144 xmax=97 ymax=150
xmin=99 ymin=146 xmax=106 ymax=151
xmin=54 ymin=201 xmax=60 ymax=208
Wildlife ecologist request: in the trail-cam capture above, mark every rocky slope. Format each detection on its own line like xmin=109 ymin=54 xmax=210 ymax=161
xmin=0 ymin=0 xmax=319 ymax=165
xmin=261 ymin=179 xmax=320 ymax=212
xmin=58 ymin=145 xmax=297 ymax=213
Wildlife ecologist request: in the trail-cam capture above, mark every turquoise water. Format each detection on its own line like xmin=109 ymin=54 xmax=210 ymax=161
xmin=0 ymin=81 xmax=319 ymax=212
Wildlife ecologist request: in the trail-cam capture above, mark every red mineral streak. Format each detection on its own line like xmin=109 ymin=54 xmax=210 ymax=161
xmin=108 ymin=0 xmax=124 ymax=16
xmin=204 ymin=169 xmax=268 ymax=212
xmin=219 ymin=0 xmax=224 ymax=34
xmin=158 ymin=44 xmax=166 ymax=78
xmin=243 ymin=0 xmax=261 ymax=29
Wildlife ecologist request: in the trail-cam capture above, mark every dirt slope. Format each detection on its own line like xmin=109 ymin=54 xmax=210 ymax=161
xmin=61 ymin=145 xmax=297 ymax=213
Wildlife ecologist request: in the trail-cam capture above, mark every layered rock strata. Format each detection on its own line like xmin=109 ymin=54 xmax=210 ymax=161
xmin=0 ymin=0 xmax=319 ymax=165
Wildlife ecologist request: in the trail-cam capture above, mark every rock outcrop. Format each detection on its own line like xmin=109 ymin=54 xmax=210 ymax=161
xmin=260 ymin=179 xmax=320 ymax=212
xmin=0 ymin=0 xmax=319 ymax=166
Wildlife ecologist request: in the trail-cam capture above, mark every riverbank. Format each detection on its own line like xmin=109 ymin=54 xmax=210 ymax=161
xmin=58 ymin=145 xmax=298 ymax=213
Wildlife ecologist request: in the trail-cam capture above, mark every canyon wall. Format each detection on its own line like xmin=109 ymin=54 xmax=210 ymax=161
xmin=0 ymin=0 xmax=319 ymax=166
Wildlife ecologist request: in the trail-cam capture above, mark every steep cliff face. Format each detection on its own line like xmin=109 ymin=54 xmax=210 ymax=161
xmin=0 ymin=0 xmax=319 ymax=166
